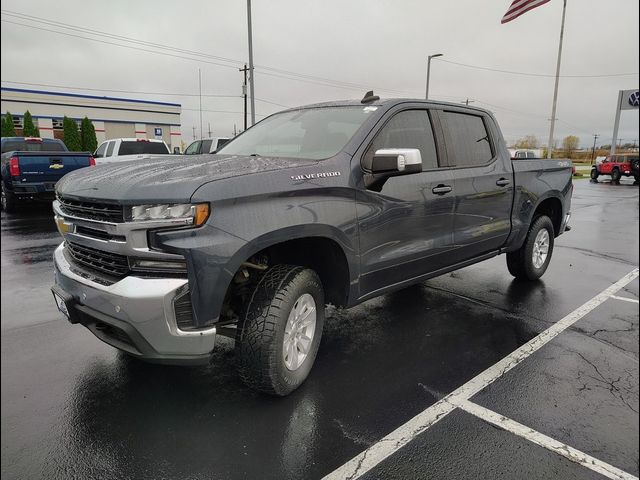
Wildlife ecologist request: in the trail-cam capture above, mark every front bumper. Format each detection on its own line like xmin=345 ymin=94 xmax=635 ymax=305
xmin=52 ymin=243 xmax=216 ymax=365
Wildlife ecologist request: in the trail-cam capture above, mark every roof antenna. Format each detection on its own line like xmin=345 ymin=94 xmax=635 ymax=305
xmin=361 ymin=90 xmax=380 ymax=104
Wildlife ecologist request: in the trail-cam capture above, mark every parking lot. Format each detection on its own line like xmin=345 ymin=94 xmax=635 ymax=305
xmin=1 ymin=178 xmax=638 ymax=480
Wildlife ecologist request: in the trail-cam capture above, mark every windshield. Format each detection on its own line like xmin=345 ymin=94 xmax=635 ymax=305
xmin=1 ymin=140 xmax=66 ymax=153
xmin=118 ymin=141 xmax=169 ymax=156
xmin=217 ymin=106 xmax=375 ymax=160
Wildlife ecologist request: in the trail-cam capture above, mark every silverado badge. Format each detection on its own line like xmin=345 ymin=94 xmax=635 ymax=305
xmin=290 ymin=171 xmax=341 ymax=181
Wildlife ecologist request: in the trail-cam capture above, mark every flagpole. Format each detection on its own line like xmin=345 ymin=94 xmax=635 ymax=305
xmin=546 ymin=0 xmax=567 ymax=159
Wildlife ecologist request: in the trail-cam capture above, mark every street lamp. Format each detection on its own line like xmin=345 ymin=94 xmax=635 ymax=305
xmin=425 ymin=53 xmax=443 ymax=100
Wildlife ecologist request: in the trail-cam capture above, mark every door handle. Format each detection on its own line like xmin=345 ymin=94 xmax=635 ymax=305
xmin=432 ymin=184 xmax=453 ymax=195
xmin=496 ymin=178 xmax=511 ymax=187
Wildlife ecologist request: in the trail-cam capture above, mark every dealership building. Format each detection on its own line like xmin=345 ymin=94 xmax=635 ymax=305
xmin=0 ymin=87 xmax=182 ymax=151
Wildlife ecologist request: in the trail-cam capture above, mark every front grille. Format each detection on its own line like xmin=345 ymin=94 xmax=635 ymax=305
xmin=75 ymin=225 xmax=125 ymax=242
xmin=66 ymin=242 xmax=130 ymax=278
xmin=173 ymin=290 xmax=195 ymax=330
xmin=58 ymin=195 xmax=124 ymax=223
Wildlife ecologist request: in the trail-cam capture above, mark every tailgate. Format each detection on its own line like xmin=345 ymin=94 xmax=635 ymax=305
xmin=13 ymin=153 xmax=92 ymax=185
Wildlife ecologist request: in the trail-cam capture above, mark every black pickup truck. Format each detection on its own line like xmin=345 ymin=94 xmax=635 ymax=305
xmin=1 ymin=137 xmax=95 ymax=212
xmin=51 ymin=96 xmax=573 ymax=395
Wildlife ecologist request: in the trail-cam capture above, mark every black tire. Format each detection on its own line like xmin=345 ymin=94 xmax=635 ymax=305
xmin=590 ymin=168 xmax=599 ymax=180
xmin=1 ymin=183 xmax=18 ymax=213
xmin=506 ymin=215 xmax=555 ymax=281
xmin=236 ymin=265 xmax=324 ymax=396
xmin=610 ymin=168 xmax=621 ymax=183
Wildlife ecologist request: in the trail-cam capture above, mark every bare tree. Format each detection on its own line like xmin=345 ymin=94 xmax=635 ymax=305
xmin=513 ymin=135 xmax=540 ymax=149
xmin=562 ymin=135 xmax=579 ymax=159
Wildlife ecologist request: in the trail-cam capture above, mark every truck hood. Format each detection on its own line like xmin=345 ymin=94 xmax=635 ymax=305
xmin=56 ymin=154 xmax=316 ymax=203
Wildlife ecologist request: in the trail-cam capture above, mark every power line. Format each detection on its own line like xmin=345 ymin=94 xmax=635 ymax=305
xmin=436 ymin=58 xmax=638 ymax=78
xmin=0 ymin=80 xmax=291 ymax=108
xmin=0 ymin=11 xmax=412 ymax=96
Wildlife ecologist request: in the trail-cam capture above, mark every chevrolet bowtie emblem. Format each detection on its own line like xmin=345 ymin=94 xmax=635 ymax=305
xmin=49 ymin=164 xmax=64 ymax=169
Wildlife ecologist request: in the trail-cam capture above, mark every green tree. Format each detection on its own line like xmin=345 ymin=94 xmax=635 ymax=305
xmin=22 ymin=111 xmax=39 ymax=137
xmin=63 ymin=116 xmax=82 ymax=151
xmin=561 ymin=135 xmax=580 ymax=159
xmin=3 ymin=111 xmax=17 ymax=137
xmin=513 ymin=135 xmax=540 ymax=149
xmin=80 ymin=117 xmax=98 ymax=152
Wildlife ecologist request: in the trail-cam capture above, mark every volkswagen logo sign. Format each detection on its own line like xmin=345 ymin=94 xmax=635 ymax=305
xmin=629 ymin=91 xmax=640 ymax=108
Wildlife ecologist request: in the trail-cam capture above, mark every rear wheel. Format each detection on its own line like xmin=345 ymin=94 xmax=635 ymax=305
xmin=236 ymin=265 xmax=324 ymax=396
xmin=507 ymin=215 xmax=555 ymax=281
xmin=590 ymin=168 xmax=599 ymax=180
xmin=611 ymin=168 xmax=621 ymax=183
xmin=1 ymin=183 xmax=18 ymax=213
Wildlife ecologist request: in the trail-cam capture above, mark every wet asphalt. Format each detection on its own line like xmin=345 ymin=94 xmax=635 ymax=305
xmin=1 ymin=178 xmax=638 ymax=480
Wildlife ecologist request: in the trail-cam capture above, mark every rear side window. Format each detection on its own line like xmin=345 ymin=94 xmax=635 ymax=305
xmin=363 ymin=110 xmax=438 ymax=171
xmin=118 ymin=141 xmax=169 ymax=156
xmin=216 ymin=138 xmax=230 ymax=149
xmin=442 ymin=111 xmax=493 ymax=167
xmin=1 ymin=140 xmax=66 ymax=153
xmin=106 ymin=141 xmax=116 ymax=156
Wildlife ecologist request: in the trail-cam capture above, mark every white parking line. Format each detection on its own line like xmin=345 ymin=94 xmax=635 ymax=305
xmin=323 ymin=268 xmax=640 ymax=480
xmin=457 ymin=400 xmax=639 ymax=480
xmin=610 ymin=295 xmax=640 ymax=304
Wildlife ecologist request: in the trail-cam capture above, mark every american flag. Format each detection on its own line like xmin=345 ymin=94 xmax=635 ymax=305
xmin=501 ymin=0 xmax=551 ymax=24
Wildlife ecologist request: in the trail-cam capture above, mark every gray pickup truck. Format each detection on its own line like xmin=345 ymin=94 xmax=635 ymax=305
xmin=51 ymin=95 xmax=573 ymax=396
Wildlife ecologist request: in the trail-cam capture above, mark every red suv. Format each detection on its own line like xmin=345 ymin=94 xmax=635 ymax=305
xmin=591 ymin=154 xmax=640 ymax=183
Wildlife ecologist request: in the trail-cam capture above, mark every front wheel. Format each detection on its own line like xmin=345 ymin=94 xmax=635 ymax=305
xmin=506 ymin=215 xmax=555 ymax=281
xmin=236 ymin=265 xmax=324 ymax=396
xmin=590 ymin=168 xmax=599 ymax=180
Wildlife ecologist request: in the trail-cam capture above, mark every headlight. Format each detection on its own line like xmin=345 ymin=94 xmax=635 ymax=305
xmin=129 ymin=203 xmax=210 ymax=226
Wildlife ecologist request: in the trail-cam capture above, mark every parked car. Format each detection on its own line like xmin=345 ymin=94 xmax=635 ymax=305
xmin=590 ymin=154 xmax=639 ymax=183
xmin=94 ymin=138 xmax=171 ymax=163
xmin=51 ymin=96 xmax=573 ymax=396
xmin=509 ymin=149 xmax=540 ymax=159
xmin=1 ymin=137 xmax=94 ymax=212
xmin=184 ymin=137 xmax=231 ymax=155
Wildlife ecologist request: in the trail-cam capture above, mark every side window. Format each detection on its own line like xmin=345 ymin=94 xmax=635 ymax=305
xmin=105 ymin=141 xmax=116 ymax=157
xmin=442 ymin=111 xmax=493 ymax=167
xmin=363 ymin=110 xmax=438 ymax=171
xmin=94 ymin=142 xmax=107 ymax=158
xmin=201 ymin=140 xmax=213 ymax=153
xmin=184 ymin=141 xmax=200 ymax=155
xmin=217 ymin=138 xmax=230 ymax=150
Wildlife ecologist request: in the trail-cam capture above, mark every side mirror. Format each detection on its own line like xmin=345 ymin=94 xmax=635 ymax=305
xmin=371 ymin=149 xmax=422 ymax=174
xmin=366 ymin=148 xmax=422 ymax=191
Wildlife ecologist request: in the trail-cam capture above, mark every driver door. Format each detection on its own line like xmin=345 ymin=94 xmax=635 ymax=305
xmin=356 ymin=108 xmax=456 ymax=296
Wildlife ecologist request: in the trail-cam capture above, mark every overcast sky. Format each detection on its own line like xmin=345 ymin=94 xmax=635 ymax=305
xmin=1 ymin=0 xmax=638 ymax=148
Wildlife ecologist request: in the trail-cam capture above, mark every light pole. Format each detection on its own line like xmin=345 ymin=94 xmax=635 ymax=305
xmin=425 ymin=53 xmax=443 ymax=100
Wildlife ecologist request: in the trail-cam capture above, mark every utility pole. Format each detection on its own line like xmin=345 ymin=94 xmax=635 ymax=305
xmin=198 ymin=68 xmax=203 ymax=140
xmin=247 ymin=0 xmax=256 ymax=126
xmin=461 ymin=98 xmax=475 ymax=106
xmin=192 ymin=126 xmax=196 ymax=140
xmin=239 ymin=64 xmax=249 ymax=131
xmin=233 ymin=124 xmax=237 ymax=137
xmin=591 ymin=133 xmax=599 ymax=165
xmin=208 ymin=122 xmax=212 ymax=138
xmin=425 ymin=53 xmax=443 ymax=100
xmin=546 ymin=0 xmax=567 ymax=159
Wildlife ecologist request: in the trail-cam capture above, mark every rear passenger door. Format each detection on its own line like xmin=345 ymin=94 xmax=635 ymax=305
xmin=439 ymin=109 xmax=513 ymax=259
